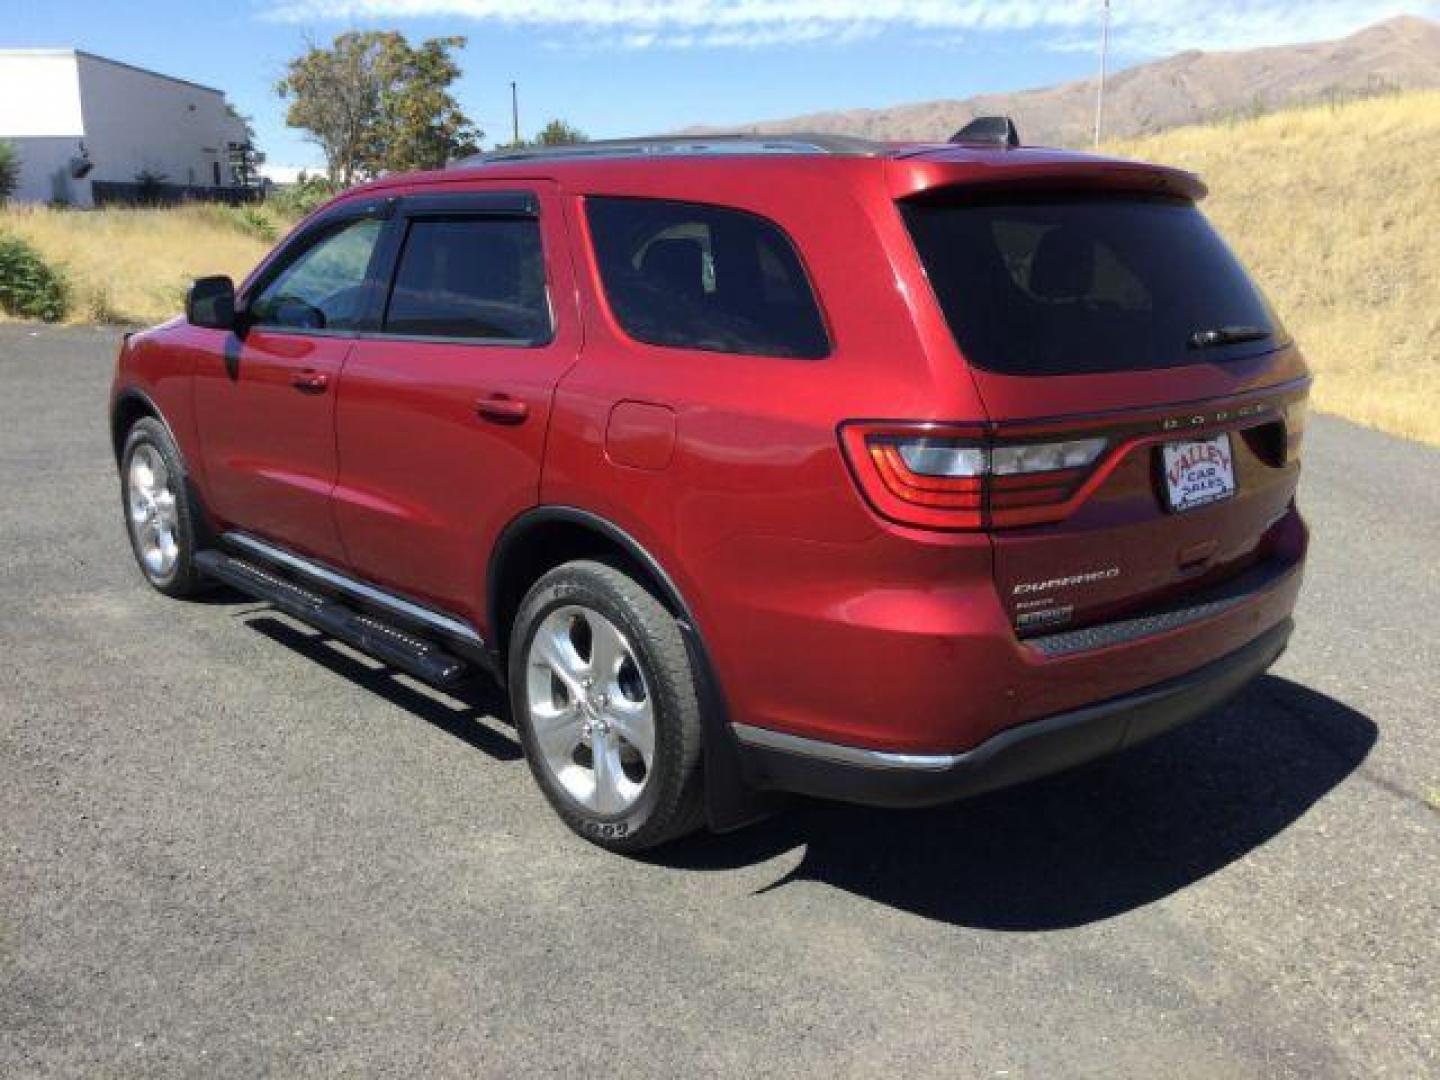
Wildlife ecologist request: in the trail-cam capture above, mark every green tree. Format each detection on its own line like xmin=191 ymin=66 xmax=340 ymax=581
xmin=492 ymin=119 xmax=588 ymax=153
xmin=266 ymin=172 xmax=338 ymax=220
xmin=535 ymin=119 xmax=587 ymax=147
xmin=0 ymin=141 xmax=19 ymax=204
xmin=276 ymin=32 xmax=480 ymax=185
xmin=276 ymin=33 xmax=379 ymax=185
xmin=375 ymin=36 xmax=480 ymax=172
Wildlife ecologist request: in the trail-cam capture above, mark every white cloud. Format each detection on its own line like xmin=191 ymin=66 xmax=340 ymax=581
xmin=1102 ymin=0 xmax=1439 ymax=55
xmin=260 ymin=0 xmax=1439 ymax=54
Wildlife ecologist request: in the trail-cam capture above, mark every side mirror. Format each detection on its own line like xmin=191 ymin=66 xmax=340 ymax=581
xmin=186 ymin=275 xmax=236 ymax=330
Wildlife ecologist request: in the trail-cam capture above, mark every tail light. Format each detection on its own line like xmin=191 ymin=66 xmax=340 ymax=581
xmin=841 ymin=423 xmax=1109 ymax=530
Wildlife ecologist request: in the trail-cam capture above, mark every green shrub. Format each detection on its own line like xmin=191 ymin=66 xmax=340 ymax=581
xmin=265 ymin=174 xmax=337 ymax=220
xmin=0 ymin=233 xmax=71 ymax=321
xmin=197 ymin=203 xmax=279 ymax=242
xmin=0 ymin=142 xmax=18 ymax=204
xmin=238 ymin=205 xmax=279 ymax=241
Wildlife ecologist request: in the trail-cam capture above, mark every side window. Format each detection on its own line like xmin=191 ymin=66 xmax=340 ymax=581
xmin=585 ymin=197 xmax=829 ymax=359
xmin=249 ymin=216 xmax=384 ymax=331
xmin=383 ymin=217 xmax=551 ymax=342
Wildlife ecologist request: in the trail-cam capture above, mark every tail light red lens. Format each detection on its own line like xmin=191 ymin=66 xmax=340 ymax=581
xmin=841 ymin=423 xmax=1108 ymax=530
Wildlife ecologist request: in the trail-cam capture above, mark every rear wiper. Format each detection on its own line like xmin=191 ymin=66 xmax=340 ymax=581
xmin=1187 ymin=325 xmax=1271 ymax=350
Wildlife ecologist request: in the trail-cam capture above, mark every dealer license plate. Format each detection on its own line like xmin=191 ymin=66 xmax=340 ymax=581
xmin=1161 ymin=434 xmax=1236 ymax=512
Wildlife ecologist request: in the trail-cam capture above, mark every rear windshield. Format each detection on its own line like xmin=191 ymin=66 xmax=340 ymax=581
xmin=901 ymin=193 xmax=1283 ymax=376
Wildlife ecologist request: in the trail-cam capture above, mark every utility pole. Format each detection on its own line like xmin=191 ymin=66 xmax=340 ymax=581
xmin=1093 ymin=0 xmax=1111 ymax=148
xmin=510 ymin=81 xmax=520 ymax=146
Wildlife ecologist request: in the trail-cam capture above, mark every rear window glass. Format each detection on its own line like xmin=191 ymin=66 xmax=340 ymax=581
xmin=384 ymin=217 xmax=550 ymax=342
xmin=586 ymin=197 xmax=829 ymax=359
xmin=901 ymin=194 xmax=1283 ymax=375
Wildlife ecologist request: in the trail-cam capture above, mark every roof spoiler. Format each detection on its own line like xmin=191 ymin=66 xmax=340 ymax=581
xmin=950 ymin=116 xmax=1021 ymax=149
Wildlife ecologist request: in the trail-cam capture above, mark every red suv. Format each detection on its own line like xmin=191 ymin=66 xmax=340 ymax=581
xmin=110 ymin=128 xmax=1308 ymax=852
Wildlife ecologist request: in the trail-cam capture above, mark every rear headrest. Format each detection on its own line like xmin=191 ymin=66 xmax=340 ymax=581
xmin=1028 ymin=227 xmax=1095 ymax=301
xmin=639 ymin=237 xmax=705 ymax=301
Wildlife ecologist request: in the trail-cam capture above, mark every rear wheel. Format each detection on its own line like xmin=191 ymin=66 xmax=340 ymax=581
xmin=120 ymin=418 xmax=207 ymax=597
xmin=509 ymin=560 xmax=705 ymax=852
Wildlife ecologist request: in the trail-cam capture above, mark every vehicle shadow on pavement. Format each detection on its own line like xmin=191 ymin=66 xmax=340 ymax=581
xmin=220 ymin=603 xmax=1375 ymax=929
xmin=239 ymin=612 xmax=523 ymax=762
xmin=657 ymin=675 xmax=1376 ymax=930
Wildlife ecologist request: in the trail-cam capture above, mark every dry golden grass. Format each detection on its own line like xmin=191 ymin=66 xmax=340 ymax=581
xmin=1109 ymin=90 xmax=1440 ymax=446
xmin=0 ymin=203 xmax=283 ymax=327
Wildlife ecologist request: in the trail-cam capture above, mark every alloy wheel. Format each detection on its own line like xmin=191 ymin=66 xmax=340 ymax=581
xmin=127 ymin=443 xmax=181 ymax=577
xmin=525 ymin=604 xmax=656 ymax=815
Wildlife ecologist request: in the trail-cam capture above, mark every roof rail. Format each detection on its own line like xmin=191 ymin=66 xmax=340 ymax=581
xmin=452 ymin=132 xmax=885 ymax=167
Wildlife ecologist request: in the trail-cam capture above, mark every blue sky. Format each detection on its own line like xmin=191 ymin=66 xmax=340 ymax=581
xmin=6 ymin=1 xmax=1436 ymax=172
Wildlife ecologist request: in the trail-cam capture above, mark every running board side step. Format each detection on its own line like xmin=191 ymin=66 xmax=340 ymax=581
xmin=195 ymin=550 xmax=471 ymax=688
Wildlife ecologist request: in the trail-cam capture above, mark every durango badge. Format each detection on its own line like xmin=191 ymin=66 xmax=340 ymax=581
xmin=1013 ymin=568 xmax=1121 ymax=596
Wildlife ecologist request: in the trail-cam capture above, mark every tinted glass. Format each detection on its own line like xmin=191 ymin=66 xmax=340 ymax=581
xmin=586 ymin=197 xmax=828 ymax=359
xmin=901 ymin=194 xmax=1283 ymax=375
xmin=384 ymin=217 xmax=550 ymax=342
xmin=249 ymin=217 xmax=383 ymax=331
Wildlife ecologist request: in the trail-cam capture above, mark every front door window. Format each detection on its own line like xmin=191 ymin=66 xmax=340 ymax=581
xmin=248 ymin=217 xmax=384 ymax=332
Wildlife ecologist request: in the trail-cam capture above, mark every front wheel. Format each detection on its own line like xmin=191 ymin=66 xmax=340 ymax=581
xmin=508 ymin=560 xmax=705 ymax=853
xmin=119 ymin=417 xmax=207 ymax=597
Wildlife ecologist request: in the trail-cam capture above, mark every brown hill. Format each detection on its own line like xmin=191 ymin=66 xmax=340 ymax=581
xmin=676 ymin=16 xmax=1440 ymax=147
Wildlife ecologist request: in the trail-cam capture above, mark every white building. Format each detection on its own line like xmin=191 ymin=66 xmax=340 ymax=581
xmin=0 ymin=49 xmax=251 ymax=207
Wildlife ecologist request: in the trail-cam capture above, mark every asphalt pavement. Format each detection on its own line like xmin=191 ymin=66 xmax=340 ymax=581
xmin=1 ymin=323 xmax=1436 ymax=1078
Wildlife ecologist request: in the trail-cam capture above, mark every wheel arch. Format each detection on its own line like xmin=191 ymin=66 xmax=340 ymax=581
xmin=110 ymin=387 xmax=217 ymax=544
xmin=487 ymin=507 xmax=696 ymax=657
xmin=110 ymin=387 xmax=163 ymax=461
xmin=487 ymin=506 xmax=778 ymax=832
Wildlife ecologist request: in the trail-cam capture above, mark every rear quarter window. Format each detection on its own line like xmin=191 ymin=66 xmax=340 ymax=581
xmin=585 ymin=197 xmax=829 ymax=359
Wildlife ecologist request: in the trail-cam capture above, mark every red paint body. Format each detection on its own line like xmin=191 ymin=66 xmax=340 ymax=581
xmin=112 ymin=142 xmax=1308 ymax=756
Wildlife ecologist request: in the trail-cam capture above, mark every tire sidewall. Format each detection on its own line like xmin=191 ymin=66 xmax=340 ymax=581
xmin=120 ymin=418 xmax=199 ymax=596
xmin=508 ymin=564 xmax=698 ymax=850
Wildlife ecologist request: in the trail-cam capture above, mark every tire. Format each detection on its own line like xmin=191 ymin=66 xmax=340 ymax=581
xmin=508 ymin=560 xmax=705 ymax=853
xmin=119 ymin=417 xmax=208 ymax=598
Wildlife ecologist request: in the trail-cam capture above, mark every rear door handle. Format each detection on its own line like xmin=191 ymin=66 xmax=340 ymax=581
xmin=475 ymin=395 xmax=529 ymax=424
xmin=290 ymin=370 xmax=330 ymax=394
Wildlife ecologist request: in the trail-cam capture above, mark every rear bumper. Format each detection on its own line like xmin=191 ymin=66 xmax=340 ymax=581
xmin=733 ymin=616 xmax=1291 ymax=808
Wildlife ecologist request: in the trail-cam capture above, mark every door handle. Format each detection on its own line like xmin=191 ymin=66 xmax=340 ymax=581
xmin=475 ymin=395 xmax=529 ymax=424
xmin=290 ymin=370 xmax=330 ymax=394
